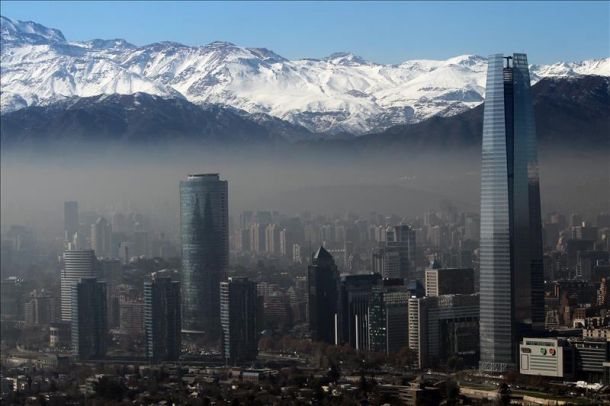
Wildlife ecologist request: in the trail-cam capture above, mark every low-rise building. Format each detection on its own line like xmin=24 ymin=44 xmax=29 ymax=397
xmin=583 ymin=327 xmax=610 ymax=339
xmin=572 ymin=337 xmax=610 ymax=383
xmin=49 ymin=321 xmax=71 ymax=348
xmin=519 ymin=337 xmax=574 ymax=379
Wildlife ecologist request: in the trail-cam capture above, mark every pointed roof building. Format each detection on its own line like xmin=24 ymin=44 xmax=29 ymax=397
xmin=313 ymin=245 xmax=333 ymax=262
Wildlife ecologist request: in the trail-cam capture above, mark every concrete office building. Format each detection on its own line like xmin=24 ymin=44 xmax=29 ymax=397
xmin=519 ymin=337 xmax=574 ymax=379
xmin=372 ymin=225 xmax=416 ymax=281
xmin=409 ymin=294 xmax=479 ymax=369
xmin=24 ymin=290 xmax=58 ymax=325
xmin=425 ymin=267 xmax=475 ymax=297
xmin=60 ymin=249 xmax=97 ymax=321
xmin=572 ymin=337 xmax=610 ymax=383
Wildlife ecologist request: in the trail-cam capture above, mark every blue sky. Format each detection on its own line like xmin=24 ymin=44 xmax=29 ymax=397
xmin=2 ymin=1 xmax=608 ymax=64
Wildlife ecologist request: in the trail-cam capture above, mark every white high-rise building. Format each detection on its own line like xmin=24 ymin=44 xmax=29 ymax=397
xmin=265 ymin=223 xmax=280 ymax=254
xmin=61 ymin=249 xmax=97 ymax=321
xmin=279 ymin=228 xmax=288 ymax=256
xmin=249 ymin=223 xmax=265 ymax=253
xmin=292 ymin=244 xmax=302 ymax=264
xmin=91 ymin=217 xmax=112 ymax=258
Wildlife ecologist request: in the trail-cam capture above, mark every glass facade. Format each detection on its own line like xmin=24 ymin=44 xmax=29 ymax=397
xmin=337 ymin=273 xmax=381 ymax=349
xmin=367 ymin=284 xmax=410 ymax=354
xmin=220 ymin=277 xmax=258 ymax=363
xmin=307 ymin=246 xmax=339 ymax=344
xmin=479 ymin=54 xmax=544 ymax=373
xmin=180 ymin=174 xmax=228 ymax=335
xmin=144 ymin=276 xmax=182 ymax=361
xmin=367 ymin=286 xmax=387 ymax=353
xmin=513 ymin=54 xmax=545 ymax=331
xmin=71 ymin=278 xmax=107 ymax=360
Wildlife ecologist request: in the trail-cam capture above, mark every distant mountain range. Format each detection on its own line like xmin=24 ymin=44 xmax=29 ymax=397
xmin=0 ymin=93 xmax=304 ymax=145
xmin=3 ymin=75 xmax=608 ymax=149
xmin=2 ymin=15 xmax=609 ymax=137
xmin=353 ymin=75 xmax=610 ymax=149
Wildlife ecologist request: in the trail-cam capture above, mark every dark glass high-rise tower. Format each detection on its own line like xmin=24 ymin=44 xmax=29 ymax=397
xmin=71 ymin=278 xmax=107 ymax=360
xmin=307 ymin=246 xmax=339 ymax=344
xmin=180 ymin=174 xmax=228 ymax=335
xmin=220 ymin=277 xmax=258 ymax=364
xmin=337 ymin=273 xmax=382 ymax=349
xmin=479 ymin=53 xmax=544 ymax=373
xmin=144 ymin=275 xmax=181 ymax=361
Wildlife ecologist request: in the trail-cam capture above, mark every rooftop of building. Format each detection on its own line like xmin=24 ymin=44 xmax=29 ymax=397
xmin=187 ymin=173 xmax=220 ymax=180
xmin=313 ymin=246 xmax=333 ymax=261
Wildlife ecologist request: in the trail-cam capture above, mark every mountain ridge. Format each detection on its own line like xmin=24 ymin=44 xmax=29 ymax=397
xmin=0 ymin=92 xmax=314 ymax=146
xmin=353 ymin=75 xmax=610 ymax=149
xmin=2 ymin=15 xmax=609 ymax=135
xmin=2 ymin=76 xmax=607 ymax=149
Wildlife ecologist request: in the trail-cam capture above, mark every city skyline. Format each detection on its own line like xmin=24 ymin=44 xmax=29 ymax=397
xmin=1 ymin=1 xmax=609 ymax=402
xmin=2 ymin=173 xmax=609 ymax=402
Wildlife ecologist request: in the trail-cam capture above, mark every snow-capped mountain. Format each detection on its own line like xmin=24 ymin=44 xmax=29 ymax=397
xmin=2 ymin=16 xmax=609 ymax=135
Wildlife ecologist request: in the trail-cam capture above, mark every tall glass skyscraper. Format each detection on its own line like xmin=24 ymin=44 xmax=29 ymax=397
xmin=180 ymin=174 xmax=228 ymax=335
xmin=479 ymin=53 xmax=544 ymax=373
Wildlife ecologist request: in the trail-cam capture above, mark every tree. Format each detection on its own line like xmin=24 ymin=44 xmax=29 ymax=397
xmin=359 ymin=373 xmax=369 ymax=394
xmin=445 ymin=379 xmax=460 ymax=405
xmin=327 ymin=363 xmax=341 ymax=383
xmin=394 ymin=346 xmax=417 ymax=367
xmin=258 ymin=336 xmax=274 ymax=351
xmin=496 ymin=382 xmax=511 ymax=406
xmin=447 ymin=355 xmax=464 ymax=371
xmin=94 ymin=376 xmax=127 ymax=401
xmin=503 ymin=371 xmax=519 ymax=385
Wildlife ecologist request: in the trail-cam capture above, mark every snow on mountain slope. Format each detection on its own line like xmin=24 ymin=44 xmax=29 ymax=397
xmin=1 ymin=15 xmax=65 ymax=44
xmin=530 ymin=58 xmax=610 ymax=80
xmin=2 ymin=16 xmax=609 ymax=135
xmin=1 ymin=16 xmax=181 ymax=112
